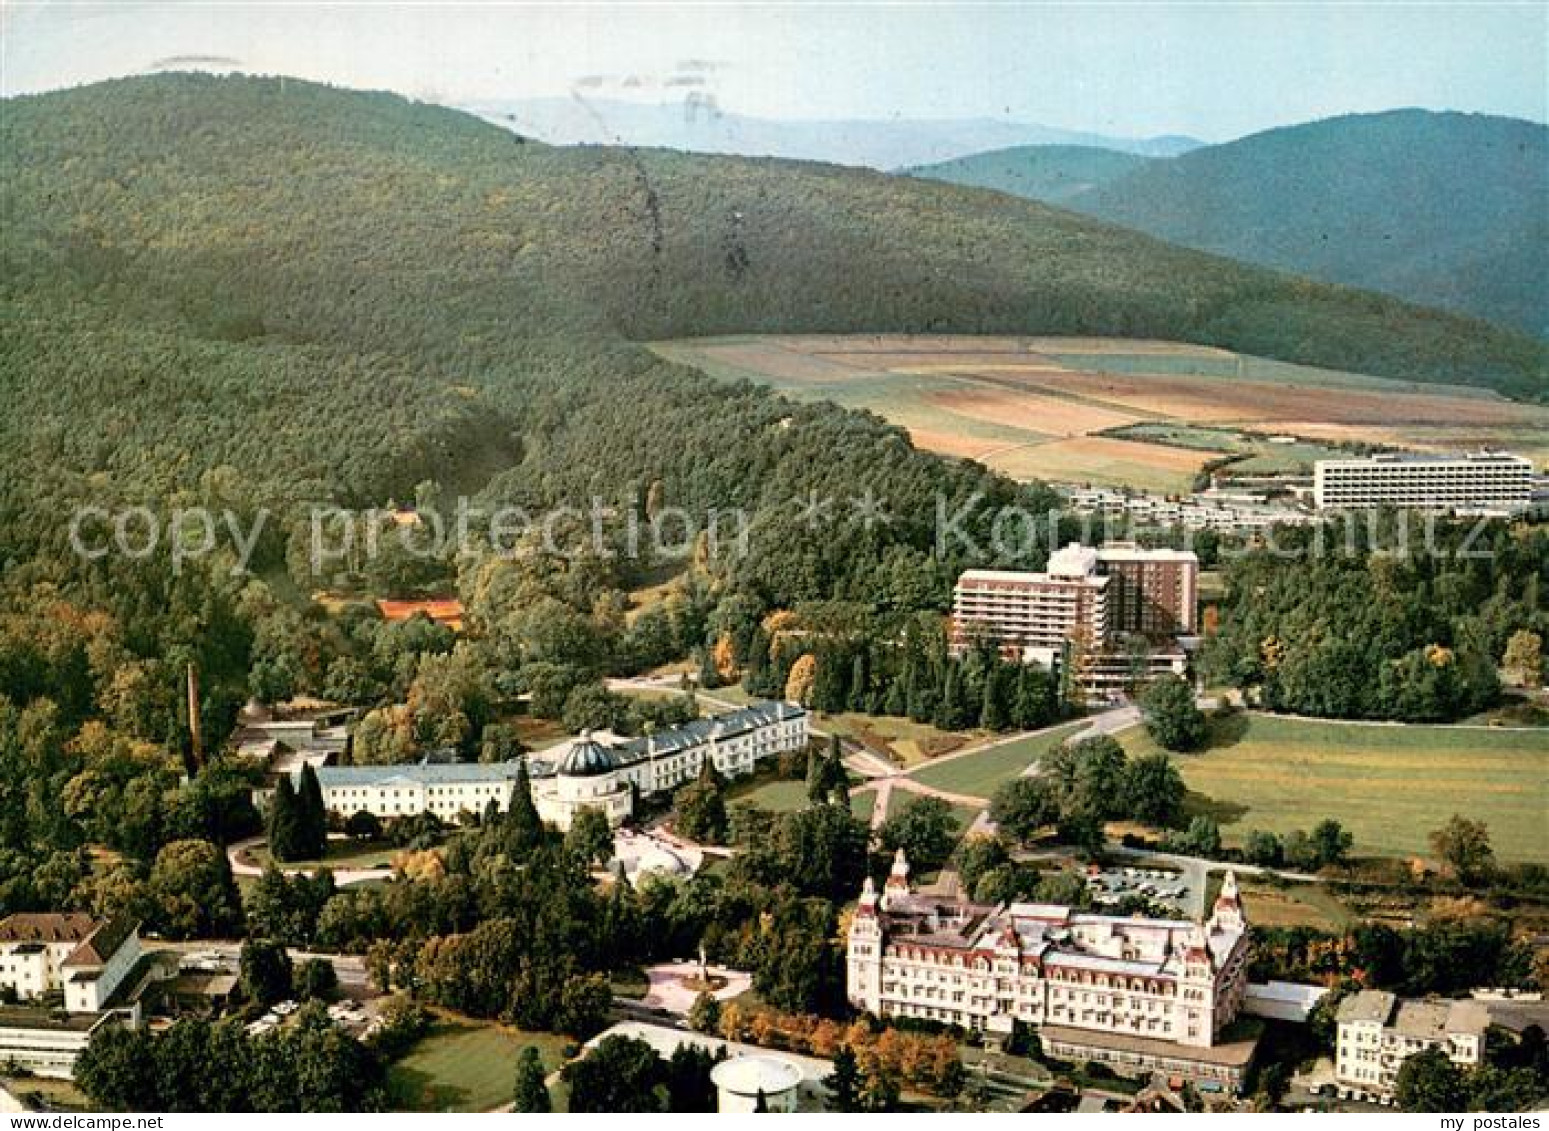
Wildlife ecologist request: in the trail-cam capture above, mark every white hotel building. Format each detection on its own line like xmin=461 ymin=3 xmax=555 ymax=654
xmin=950 ymin=543 xmax=1198 ymax=705
xmin=527 ymin=700 xmax=809 ymax=831
xmin=1314 ymin=451 xmax=1534 ymax=515
xmin=0 ymin=914 xmax=149 ymax=1078
xmin=848 ymin=856 xmax=1257 ymax=1090
xmin=1334 ymin=990 xmax=1488 ymax=1103
xmin=270 ymin=701 xmax=808 ymax=832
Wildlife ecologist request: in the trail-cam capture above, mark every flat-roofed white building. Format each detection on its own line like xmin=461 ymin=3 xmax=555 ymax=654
xmin=1335 ymin=990 xmax=1488 ymax=1102
xmin=0 ymin=1009 xmax=122 ymax=1079
xmin=951 ymin=556 xmax=1109 ymax=659
xmin=951 ymin=543 xmax=1199 ymax=704
xmin=1314 ymin=451 xmax=1534 ymax=515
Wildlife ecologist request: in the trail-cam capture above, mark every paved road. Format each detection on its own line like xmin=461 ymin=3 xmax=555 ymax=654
xmin=160 ymin=939 xmax=371 ymax=992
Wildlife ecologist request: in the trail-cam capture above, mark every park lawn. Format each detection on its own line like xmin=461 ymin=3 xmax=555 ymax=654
xmin=728 ymin=775 xmax=876 ymax=820
xmin=906 ymin=722 xmax=1089 ymax=800
xmin=387 ymin=1015 xmax=571 ymax=1112
xmin=728 ymin=777 xmax=812 ymax=813
xmin=1226 ymin=878 xmax=1354 ymax=932
xmin=248 ymin=836 xmax=401 ymax=872
xmin=1121 ymin=714 xmax=1549 ymax=864
xmin=3 ymin=1075 xmax=91 ymax=1110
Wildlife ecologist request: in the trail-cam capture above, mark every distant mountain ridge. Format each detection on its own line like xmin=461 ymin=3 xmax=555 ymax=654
xmin=904 ymin=144 xmax=1151 ymax=204
xmin=462 ymin=95 xmax=1202 ymax=169
xmin=1 ymin=74 xmax=1544 ymax=536
xmin=910 ymin=110 xmax=1548 ymax=337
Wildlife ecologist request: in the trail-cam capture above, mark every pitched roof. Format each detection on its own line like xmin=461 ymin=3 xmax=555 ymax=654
xmin=1391 ymin=998 xmax=1489 ymax=1041
xmin=304 ymin=760 xmax=527 ymax=789
xmin=610 ymin=701 xmax=806 ymax=767
xmin=0 ymin=912 xmax=98 ymax=945
xmin=63 ymin=916 xmax=137 ymax=968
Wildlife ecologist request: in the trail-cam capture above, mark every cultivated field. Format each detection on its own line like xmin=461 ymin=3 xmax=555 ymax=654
xmin=1120 ymin=714 xmax=1549 ymax=864
xmin=653 ymin=335 xmax=1549 ymax=491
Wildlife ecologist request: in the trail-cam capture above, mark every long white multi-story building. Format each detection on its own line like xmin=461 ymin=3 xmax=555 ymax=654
xmin=1314 ymin=451 xmax=1534 ymax=515
xmin=847 ymin=855 xmax=1256 ymax=1090
xmin=264 ymin=701 xmax=808 ymax=832
xmin=528 ymin=700 xmax=809 ymax=830
xmin=951 ymin=543 xmax=1199 ymax=657
xmin=1334 ymin=990 xmax=1488 ymax=1103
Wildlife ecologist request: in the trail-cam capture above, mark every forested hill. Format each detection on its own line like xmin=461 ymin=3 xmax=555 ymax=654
xmin=1072 ymin=110 xmax=1549 ymax=338
xmin=2 ymin=74 xmax=1546 ymax=541
xmin=903 ymin=144 xmax=1151 ymax=204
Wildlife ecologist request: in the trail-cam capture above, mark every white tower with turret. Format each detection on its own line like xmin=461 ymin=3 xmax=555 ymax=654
xmin=846 ymin=876 xmax=884 ymax=1014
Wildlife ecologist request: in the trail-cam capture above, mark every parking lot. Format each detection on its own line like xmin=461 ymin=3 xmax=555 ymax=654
xmin=1085 ymin=866 xmax=1193 ymax=915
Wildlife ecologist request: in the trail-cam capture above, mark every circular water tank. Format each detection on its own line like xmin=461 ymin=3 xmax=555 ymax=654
xmin=711 ymin=1054 xmax=803 ymax=1113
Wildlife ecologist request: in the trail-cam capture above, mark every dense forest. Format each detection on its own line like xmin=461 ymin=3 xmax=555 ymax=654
xmin=1203 ymin=521 xmax=1549 ymax=721
xmin=1074 ymin=111 xmax=1549 ymax=338
xmin=1 ymin=77 xmax=1543 ymax=888
xmin=3 ymin=75 xmax=1545 ymax=570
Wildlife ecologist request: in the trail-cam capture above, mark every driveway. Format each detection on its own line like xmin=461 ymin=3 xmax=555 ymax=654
xmin=227 ymin=835 xmax=393 ymax=887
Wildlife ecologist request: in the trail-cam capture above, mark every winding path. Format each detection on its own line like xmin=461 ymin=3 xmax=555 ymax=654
xmin=226 ymin=835 xmax=393 ymax=887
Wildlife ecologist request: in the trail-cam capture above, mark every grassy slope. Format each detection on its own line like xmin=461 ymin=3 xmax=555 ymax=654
xmin=1119 ymin=714 xmax=1549 ymax=863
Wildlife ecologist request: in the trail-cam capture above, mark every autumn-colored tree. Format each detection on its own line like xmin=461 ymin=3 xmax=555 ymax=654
xmin=1503 ymin=629 xmax=1543 ymax=688
xmin=711 ymin=633 xmax=738 ymax=681
xmin=785 ymin=654 xmax=817 ymax=706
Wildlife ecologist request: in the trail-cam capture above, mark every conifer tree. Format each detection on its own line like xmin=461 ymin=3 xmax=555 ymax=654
xmin=513 ymin=1046 xmax=552 ymax=1113
xmin=267 ymin=775 xmax=303 ymax=862
xmin=296 ymin=763 xmax=328 ymax=859
xmin=503 ymin=760 xmax=545 ymax=855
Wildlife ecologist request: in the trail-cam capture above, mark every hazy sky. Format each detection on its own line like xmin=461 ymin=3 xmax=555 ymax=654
xmin=2 ymin=2 xmax=1544 ymax=141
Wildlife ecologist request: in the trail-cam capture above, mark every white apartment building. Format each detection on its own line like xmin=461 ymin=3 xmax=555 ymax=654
xmin=847 ymin=856 xmax=1255 ymax=1089
xmin=528 ymin=700 xmax=809 ymax=831
xmin=952 ymin=542 xmax=1200 ymax=655
xmin=1314 ymin=451 xmax=1534 ymax=515
xmin=1334 ymin=990 xmax=1488 ymax=1103
xmin=266 ymin=701 xmax=808 ymax=833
